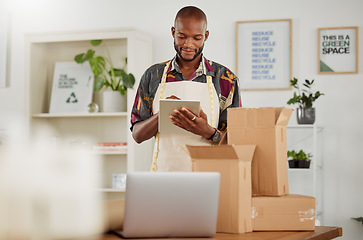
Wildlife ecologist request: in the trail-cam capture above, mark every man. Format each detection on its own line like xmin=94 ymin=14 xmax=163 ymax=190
xmin=130 ymin=6 xmax=241 ymax=171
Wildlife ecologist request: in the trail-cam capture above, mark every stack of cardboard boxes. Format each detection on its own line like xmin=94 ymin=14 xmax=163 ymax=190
xmin=185 ymin=107 xmax=316 ymax=234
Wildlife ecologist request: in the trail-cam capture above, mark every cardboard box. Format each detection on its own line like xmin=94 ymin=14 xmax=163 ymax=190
xmin=252 ymin=194 xmax=316 ymax=231
xmin=185 ymin=144 xmax=255 ymax=234
xmin=227 ymin=107 xmax=293 ymax=196
xmin=102 ymin=199 xmax=125 ymax=232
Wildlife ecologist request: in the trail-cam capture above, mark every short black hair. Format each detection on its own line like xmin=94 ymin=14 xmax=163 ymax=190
xmin=174 ymin=6 xmax=207 ymax=28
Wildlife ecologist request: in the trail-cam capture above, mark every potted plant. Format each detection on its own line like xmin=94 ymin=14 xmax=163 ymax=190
xmin=287 ymin=149 xmax=312 ymax=168
xmin=74 ymin=40 xmax=135 ymax=112
xmin=287 ymin=78 xmax=324 ymax=124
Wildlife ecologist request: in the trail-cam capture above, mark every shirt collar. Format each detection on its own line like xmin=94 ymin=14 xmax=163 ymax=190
xmin=168 ymin=55 xmax=215 ymax=77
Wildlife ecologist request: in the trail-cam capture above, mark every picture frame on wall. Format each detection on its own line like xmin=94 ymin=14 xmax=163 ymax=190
xmin=236 ymin=19 xmax=292 ymax=91
xmin=49 ymin=62 xmax=94 ymax=113
xmin=318 ymin=26 xmax=358 ymax=74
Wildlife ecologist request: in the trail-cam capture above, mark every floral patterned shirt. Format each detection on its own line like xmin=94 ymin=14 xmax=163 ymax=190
xmin=130 ymin=55 xmax=241 ymax=131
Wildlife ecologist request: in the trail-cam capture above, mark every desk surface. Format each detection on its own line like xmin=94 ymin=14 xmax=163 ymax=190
xmin=81 ymin=226 xmax=342 ymax=240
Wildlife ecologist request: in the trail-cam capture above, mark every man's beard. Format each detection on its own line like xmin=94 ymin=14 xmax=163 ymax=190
xmin=174 ymin=41 xmax=204 ymax=62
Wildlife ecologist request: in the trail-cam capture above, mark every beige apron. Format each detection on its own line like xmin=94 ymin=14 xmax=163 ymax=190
xmin=151 ymin=61 xmax=219 ymax=172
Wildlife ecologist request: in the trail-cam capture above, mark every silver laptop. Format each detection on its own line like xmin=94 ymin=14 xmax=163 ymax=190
xmin=114 ymin=172 xmax=220 ymax=238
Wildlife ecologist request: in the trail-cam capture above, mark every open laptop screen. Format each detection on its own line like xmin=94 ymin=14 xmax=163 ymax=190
xmin=119 ymin=172 xmax=220 ymax=238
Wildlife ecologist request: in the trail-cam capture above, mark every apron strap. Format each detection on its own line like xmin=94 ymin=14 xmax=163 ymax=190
xmin=152 ymin=61 xmax=171 ymax=172
xmin=206 ymin=75 xmax=214 ymax=128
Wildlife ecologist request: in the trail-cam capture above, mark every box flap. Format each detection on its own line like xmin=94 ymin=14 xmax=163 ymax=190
xmin=228 ymin=108 xmax=278 ymax=128
xmin=185 ymin=145 xmax=256 ymax=162
xmin=257 ymin=108 xmax=276 ymax=127
xmin=185 ymin=145 xmax=239 ymax=160
xmin=274 ymin=108 xmax=283 ymax=123
xmin=275 ymin=108 xmax=293 ymax=126
xmin=231 ymin=145 xmax=256 ymax=163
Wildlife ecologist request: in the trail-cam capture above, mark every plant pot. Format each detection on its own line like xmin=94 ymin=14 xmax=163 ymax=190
xmin=288 ymin=159 xmax=298 ymax=168
xmin=297 ymin=160 xmax=311 ymax=168
xmin=288 ymin=159 xmax=311 ymax=168
xmin=296 ymin=107 xmax=315 ymax=124
xmin=102 ymin=91 xmax=127 ymax=112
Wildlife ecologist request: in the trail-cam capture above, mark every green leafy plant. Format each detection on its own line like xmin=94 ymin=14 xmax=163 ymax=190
xmin=287 ymin=78 xmax=324 ymax=109
xmin=74 ymin=40 xmax=135 ymax=95
xmin=287 ymin=149 xmax=313 ymax=161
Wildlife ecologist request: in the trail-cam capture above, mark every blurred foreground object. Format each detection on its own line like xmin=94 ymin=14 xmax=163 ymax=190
xmin=0 ymin=136 xmax=104 ymax=240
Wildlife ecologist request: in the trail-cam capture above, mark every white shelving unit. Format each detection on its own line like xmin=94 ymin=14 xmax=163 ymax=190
xmin=96 ymin=188 xmax=126 ymax=193
xmin=25 ymin=29 xmax=154 ymax=199
xmin=287 ymin=124 xmax=324 ymax=225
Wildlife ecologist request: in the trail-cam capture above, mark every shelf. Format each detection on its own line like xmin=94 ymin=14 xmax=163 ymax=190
xmin=288 ymin=168 xmax=313 ymax=172
xmin=92 ymin=151 xmax=128 ymax=155
xmin=287 ymin=125 xmax=324 ymax=224
xmin=25 ymin=29 xmax=153 ymax=201
xmin=287 ymin=124 xmax=324 ymax=129
xmin=288 ymin=165 xmax=322 ymax=172
xmin=96 ymin=188 xmax=126 ymax=193
xmin=32 ymin=112 xmax=128 ymax=118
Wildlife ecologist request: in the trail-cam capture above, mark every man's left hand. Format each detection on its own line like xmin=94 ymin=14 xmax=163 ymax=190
xmin=169 ymin=107 xmax=215 ymax=139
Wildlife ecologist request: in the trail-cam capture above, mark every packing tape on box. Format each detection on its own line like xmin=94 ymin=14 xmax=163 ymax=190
xmin=251 ymin=206 xmax=315 ymax=223
xmin=251 ymin=206 xmax=259 ymax=219
xmin=298 ymin=209 xmax=315 ymax=222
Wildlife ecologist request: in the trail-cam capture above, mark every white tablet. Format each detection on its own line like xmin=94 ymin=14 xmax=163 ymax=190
xmin=159 ymin=99 xmax=200 ymax=135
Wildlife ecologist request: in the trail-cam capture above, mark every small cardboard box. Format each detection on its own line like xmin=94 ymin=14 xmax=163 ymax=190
xmin=252 ymin=194 xmax=316 ymax=231
xmin=227 ymin=107 xmax=293 ymax=196
xmin=185 ymin=144 xmax=255 ymax=234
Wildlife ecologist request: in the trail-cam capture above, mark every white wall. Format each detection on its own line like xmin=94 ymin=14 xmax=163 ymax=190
xmin=1 ymin=0 xmax=363 ymax=239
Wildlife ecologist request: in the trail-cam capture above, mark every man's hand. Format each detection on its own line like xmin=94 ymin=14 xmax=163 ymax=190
xmin=166 ymin=95 xmax=180 ymax=100
xmin=169 ymin=107 xmax=215 ymax=139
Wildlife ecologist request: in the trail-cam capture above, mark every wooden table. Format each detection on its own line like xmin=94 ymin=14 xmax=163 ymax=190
xmin=80 ymin=226 xmax=342 ymax=240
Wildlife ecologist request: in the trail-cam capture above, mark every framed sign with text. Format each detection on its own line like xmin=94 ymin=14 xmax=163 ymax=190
xmin=49 ymin=62 xmax=94 ymax=113
xmin=318 ymin=26 xmax=358 ymax=74
xmin=236 ymin=19 xmax=292 ymax=91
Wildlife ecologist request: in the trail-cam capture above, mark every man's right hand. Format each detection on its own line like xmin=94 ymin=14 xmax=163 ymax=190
xmin=132 ymin=95 xmax=180 ymax=144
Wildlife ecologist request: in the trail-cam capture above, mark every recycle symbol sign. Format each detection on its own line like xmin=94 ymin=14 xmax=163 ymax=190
xmin=66 ymin=92 xmax=78 ymax=103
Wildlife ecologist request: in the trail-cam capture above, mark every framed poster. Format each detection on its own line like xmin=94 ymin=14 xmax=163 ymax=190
xmin=236 ymin=19 xmax=292 ymax=91
xmin=49 ymin=62 xmax=94 ymax=113
xmin=318 ymin=26 xmax=358 ymax=74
